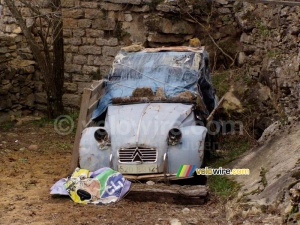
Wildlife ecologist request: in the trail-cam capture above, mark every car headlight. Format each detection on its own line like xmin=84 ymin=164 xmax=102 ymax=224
xmin=94 ymin=128 xmax=110 ymax=143
xmin=168 ymin=128 xmax=182 ymax=146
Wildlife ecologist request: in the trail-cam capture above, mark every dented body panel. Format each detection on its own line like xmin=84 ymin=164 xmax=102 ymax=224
xmin=79 ymin=47 xmax=215 ymax=180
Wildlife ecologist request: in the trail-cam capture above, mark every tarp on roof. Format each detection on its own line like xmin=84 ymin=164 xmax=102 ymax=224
xmin=92 ymin=49 xmax=215 ymax=120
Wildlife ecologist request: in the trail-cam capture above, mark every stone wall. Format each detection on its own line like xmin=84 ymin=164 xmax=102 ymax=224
xmin=0 ymin=0 xmax=222 ymax=113
xmin=0 ymin=34 xmax=36 ymax=113
xmin=0 ymin=0 xmax=298 ymax=118
xmin=234 ymin=2 xmax=300 ymax=117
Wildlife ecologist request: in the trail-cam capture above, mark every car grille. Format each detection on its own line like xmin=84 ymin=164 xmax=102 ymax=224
xmin=119 ymin=147 xmax=157 ymax=163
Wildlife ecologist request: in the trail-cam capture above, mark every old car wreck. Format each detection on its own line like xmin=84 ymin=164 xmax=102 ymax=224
xmin=71 ymin=46 xmax=217 ymax=189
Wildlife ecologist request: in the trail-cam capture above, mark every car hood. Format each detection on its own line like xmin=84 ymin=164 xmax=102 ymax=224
xmin=105 ymin=103 xmax=194 ymax=150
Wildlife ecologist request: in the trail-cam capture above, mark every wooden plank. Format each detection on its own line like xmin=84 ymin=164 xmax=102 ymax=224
xmin=70 ymin=88 xmax=92 ymax=173
xmin=89 ymin=80 xmax=104 ymax=104
xmin=87 ymin=99 xmax=100 ymax=119
xmin=142 ymin=46 xmax=205 ymax=53
xmin=126 ymin=183 xmax=208 ymax=205
xmin=70 ymin=80 xmax=105 ymax=173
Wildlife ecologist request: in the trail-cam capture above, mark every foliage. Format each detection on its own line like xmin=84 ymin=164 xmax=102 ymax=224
xmin=208 ymin=175 xmax=240 ymax=199
xmin=207 ymin=134 xmax=252 ymax=199
xmin=114 ymin=22 xmax=130 ymax=41
xmin=0 ymin=121 xmax=13 ymax=130
xmin=89 ymin=69 xmax=103 ymax=80
xmin=255 ymin=20 xmax=270 ymax=37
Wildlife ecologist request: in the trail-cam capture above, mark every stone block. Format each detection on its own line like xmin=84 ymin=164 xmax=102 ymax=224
xmin=130 ymin=5 xmax=150 ymax=12
xmin=63 ymin=29 xmax=72 ymax=38
xmin=77 ymin=82 xmax=92 ymax=94
xmin=100 ymin=2 xmax=124 ymax=11
xmin=124 ymin=13 xmax=133 ymax=22
xmin=85 ymin=9 xmax=104 ymax=19
xmin=63 ymin=94 xmax=80 ymax=108
xmin=92 ymin=18 xmax=116 ymax=30
xmin=65 ymin=37 xmax=82 ymax=46
xmin=87 ymin=55 xmax=96 ymax=66
xmin=73 ymin=29 xmax=85 ymax=37
xmin=64 ymin=45 xmax=79 ymax=53
xmin=96 ymin=38 xmax=118 ymax=46
xmin=35 ymin=92 xmax=47 ymax=104
xmin=73 ymin=55 xmax=88 ymax=65
xmin=94 ymin=56 xmax=114 ymax=66
xmin=64 ymin=63 xmax=82 ymax=73
xmin=78 ymin=19 xmax=92 ymax=28
xmin=240 ymin=32 xmax=253 ymax=44
xmin=156 ymin=4 xmax=180 ymax=13
xmin=64 ymin=82 xmax=78 ymax=93
xmin=26 ymin=94 xmax=35 ymax=107
xmin=65 ymin=53 xmax=73 ymax=64
xmin=73 ymin=74 xmax=92 ymax=82
xmin=62 ymin=9 xmax=84 ymax=19
xmin=86 ymin=29 xmax=104 ymax=38
xmin=82 ymin=65 xmax=99 ymax=74
xmin=103 ymin=0 xmax=141 ymax=5
xmin=102 ymin=46 xmax=121 ymax=56
xmin=61 ymin=0 xmax=77 ymax=7
xmin=80 ymin=2 xmax=98 ymax=8
xmin=82 ymin=38 xmax=95 ymax=45
xmin=63 ymin=18 xmax=78 ymax=28
xmin=79 ymin=46 xmax=102 ymax=55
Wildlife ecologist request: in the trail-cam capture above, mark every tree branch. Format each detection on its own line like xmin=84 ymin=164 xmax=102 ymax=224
xmin=176 ymin=1 xmax=235 ymax=64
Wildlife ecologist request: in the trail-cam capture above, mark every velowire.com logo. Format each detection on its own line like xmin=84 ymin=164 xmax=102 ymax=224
xmin=176 ymin=165 xmax=250 ymax=177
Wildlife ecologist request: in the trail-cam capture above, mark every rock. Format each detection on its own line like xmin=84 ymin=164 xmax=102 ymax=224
xmin=13 ymin=27 xmax=22 ymax=34
xmin=215 ymin=0 xmax=228 ymax=4
xmin=26 ymin=94 xmax=35 ymax=107
xmin=146 ymin=181 xmax=155 ymax=185
xmin=182 ymin=207 xmax=190 ymax=214
xmin=79 ymin=46 xmax=102 ymax=55
xmin=238 ymin=52 xmax=246 ymax=65
xmin=156 ymin=87 xmax=166 ymax=98
xmin=103 ymin=0 xmax=141 ymax=5
xmin=240 ymin=33 xmax=252 ymax=44
xmin=102 ymin=46 xmax=121 ymax=56
xmin=189 ymin=38 xmax=201 ymax=47
xmin=34 ymin=93 xmax=47 ymax=104
xmin=64 ymin=82 xmax=78 ymax=93
xmin=121 ymin=44 xmax=144 ymax=52
xmin=62 ymin=94 xmax=80 ymax=107
xmin=78 ymin=19 xmax=92 ymax=28
xmin=28 ymin=145 xmax=38 ymax=151
xmin=284 ymin=203 xmax=293 ymax=214
xmin=258 ymin=121 xmax=280 ymax=144
xmin=96 ymin=38 xmax=118 ymax=46
xmin=169 ymin=218 xmax=182 ymax=225
xmin=92 ymin=18 xmax=116 ymax=30
xmin=124 ymin=14 xmax=133 ymax=22
xmin=73 ymin=55 xmax=87 ymax=65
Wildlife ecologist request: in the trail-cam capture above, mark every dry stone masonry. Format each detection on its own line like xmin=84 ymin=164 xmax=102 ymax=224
xmin=0 ymin=0 xmax=299 ymax=118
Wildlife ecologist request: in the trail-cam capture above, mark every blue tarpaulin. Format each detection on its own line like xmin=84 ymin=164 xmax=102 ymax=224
xmin=92 ymin=49 xmax=215 ymax=120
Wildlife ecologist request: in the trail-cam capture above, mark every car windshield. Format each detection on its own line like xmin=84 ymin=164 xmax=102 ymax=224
xmin=92 ymin=49 xmax=212 ymax=120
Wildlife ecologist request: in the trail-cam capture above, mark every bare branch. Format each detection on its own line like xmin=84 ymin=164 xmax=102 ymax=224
xmin=176 ymin=1 xmax=235 ymax=64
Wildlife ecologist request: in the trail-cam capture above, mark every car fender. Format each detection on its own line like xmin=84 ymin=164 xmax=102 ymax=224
xmin=79 ymin=127 xmax=111 ymax=171
xmin=167 ymin=126 xmax=207 ymax=174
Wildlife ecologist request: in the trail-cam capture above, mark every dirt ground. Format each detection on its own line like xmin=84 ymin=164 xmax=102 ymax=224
xmin=0 ymin=121 xmax=281 ymax=225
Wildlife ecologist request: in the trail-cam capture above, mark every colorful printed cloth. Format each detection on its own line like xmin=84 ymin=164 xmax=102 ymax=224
xmin=50 ymin=167 xmax=131 ymax=205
